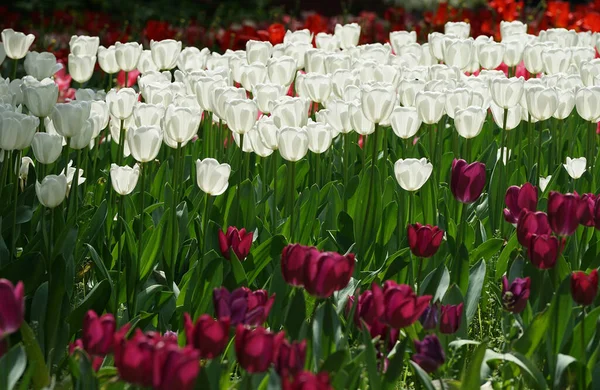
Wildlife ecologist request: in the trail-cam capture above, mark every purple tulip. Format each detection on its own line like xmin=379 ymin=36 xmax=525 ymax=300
xmin=450 ymin=159 xmax=486 ymax=204
xmin=0 ymin=279 xmax=24 ymax=339
xmin=501 ymin=276 xmax=530 ymax=313
xmin=548 ymin=191 xmax=582 ymax=236
xmin=503 ymin=183 xmax=538 ymax=225
xmin=411 ymin=334 xmax=445 ymax=373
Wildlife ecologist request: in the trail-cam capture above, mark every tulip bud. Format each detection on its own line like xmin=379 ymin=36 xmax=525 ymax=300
xmin=22 ymin=76 xmax=59 ymax=118
xmin=553 ymin=89 xmax=575 ymax=120
xmin=501 ymin=276 xmax=531 ymax=313
xmin=548 ymin=191 xmax=582 ymax=236
xmin=443 ymin=38 xmax=473 ymax=71
xmin=320 ymin=99 xmax=352 ymax=135
xmin=478 ymin=41 xmax=505 ymax=70
xmin=360 ymin=82 xmax=396 ymax=124
xmin=32 ymin=132 xmax=62 ymax=164
xmin=394 ymin=158 xmax=433 ymax=192
xmin=303 ymin=250 xmax=355 ymax=298
xmin=439 ymin=303 xmax=463 ymax=334
xmin=281 ymin=243 xmax=313 ymax=287
xmin=68 ymin=54 xmax=96 ymax=84
xmin=503 ymin=183 xmax=538 ymax=225
xmin=528 ymin=234 xmax=560 ymax=269
xmin=0 ymin=279 xmax=24 ymax=340
xmin=1 ymin=29 xmax=35 ymax=60
xmin=526 ymin=85 xmax=558 ymax=121
xmin=195 ymin=158 xmax=231 ymax=196
xmin=97 ymin=45 xmax=119 ymax=74
xmin=415 ymin=90 xmax=446 ymax=125
xmin=235 ymin=325 xmax=285 ymax=373
xmin=0 ymin=111 xmax=39 ymax=150
xmin=106 ymin=88 xmax=138 ymax=120
xmin=334 ymin=23 xmax=361 ymax=49
xmin=305 ymin=120 xmax=333 ymax=154
xmin=51 ymin=101 xmax=92 ymax=139
xmin=575 ymin=86 xmax=600 ymax=122
xmin=24 ymin=51 xmax=62 ymax=80
xmin=303 ymin=73 xmax=332 ymax=103
xmin=450 ymin=159 xmax=486 ymax=204
xmin=491 ymin=77 xmax=524 ymax=109
xmin=226 ymin=99 xmax=258 ymax=135
xmin=454 ymin=106 xmax=486 ymax=139
xmin=36 ymin=174 xmax=68 ymax=208
xmin=267 ymin=56 xmax=296 ymax=86
xmin=278 ymin=126 xmax=309 ymax=162
xmin=127 ymin=126 xmax=163 ymax=163
xmin=579 ymin=194 xmax=596 ymax=227
xmin=246 ymin=40 xmax=272 ymax=65
xmin=542 ymin=47 xmax=572 ymax=75
xmin=115 ymin=42 xmax=143 ymax=72
xmin=152 ymin=344 xmax=200 ymax=390
xmin=110 ymin=163 xmax=140 ymax=195
xmin=517 ymin=210 xmax=552 ymax=247
xmin=184 ymin=313 xmax=230 ymax=359
xmin=275 ymin=339 xmax=307 ymax=377
xmin=315 ymin=33 xmax=340 ymax=52
xmin=69 ymin=119 xmax=94 ymax=150
xmin=411 ymin=334 xmax=445 ymax=373
xmin=563 ymin=157 xmax=587 ymax=179
xmin=214 ymin=287 xmax=275 ymax=326
xmin=571 ymin=270 xmax=599 ymax=306
xmin=382 ymin=281 xmax=431 ymax=328
xmin=149 ymin=39 xmax=182 ymax=71
xmin=218 ymin=226 xmax=253 ymax=260
xmin=82 ymin=311 xmax=116 ymax=356
xmin=389 ymin=106 xmax=421 ymax=139
xmin=240 ymin=63 xmax=267 ymax=92
xmin=407 ymin=223 xmax=444 ymax=258
xmin=253 ymin=83 xmax=286 ymax=114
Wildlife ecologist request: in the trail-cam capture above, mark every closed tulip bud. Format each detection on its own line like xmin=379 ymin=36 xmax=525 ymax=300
xmin=0 ymin=279 xmax=24 ymax=337
xmin=51 ymin=101 xmax=91 ymax=138
xmin=478 ymin=41 xmax=505 ymax=70
xmin=150 ymin=39 xmax=181 ymax=71
xmin=304 ymin=49 xmax=327 ymax=74
xmin=235 ymin=325 xmax=284 ymax=373
xmin=443 ymin=38 xmax=473 ymax=70
xmin=267 ymin=56 xmax=296 ymax=86
xmin=304 ymin=250 xmax=355 ymax=298
xmin=439 ymin=303 xmax=463 ymax=334
xmin=82 ymin=311 xmax=116 ymax=356
xmin=490 ymin=102 xmax=522 ymax=130
xmin=152 ymin=344 xmax=200 ymax=390
xmin=127 ymin=126 xmax=163 ymax=163
xmin=214 ymin=287 xmax=275 ymax=326
xmin=503 ymin=183 xmax=538 ymax=225
xmin=24 ymin=51 xmax=61 ymax=80
xmin=360 ymin=82 xmax=396 ymax=124
xmin=563 ymin=156 xmax=587 ymax=179
xmin=450 ymin=159 xmax=486 ymax=204
xmin=407 ymin=223 xmax=444 ymax=258
xmin=97 ymin=45 xmax=119 ymax=74
xmin=218 ymin=226 xmax=253 ymax=260
xmin=69 ymin=119 xmax=94 ymax=149
xmin=415 ymin=90 xmax=446 ymax=125
xmin=522 ymin=42 xmax=550 ymax=75
xmin=68 ymin=54 xmax=96 ymax=84
xmin=253 ymin=83 xmax=286 ymax=114
xmin=394 ymin=158 xmax=433 ymax=192
xmin=419 ymin=303 xmax=440 ymax=330
xmin=276 ymin=339 xmax=307 ymax=377
xmin=195 ymin=158 xmax=231 ymax=196
xmin=184 ymin=313 xmax=230 ymax=359
xmin=526 ymin=86 xmax=558 ymax=121
xmin=305 ymin=120 xmax=333 ymax=154
xmin=164 ymin=104 xmax=201 ymax=144
xmin=106 ymin=87 xmax=138 ymax=120
xmin=382 ymin=281 xmax=431 ymax=328
xmin=579 ymin=194 xmax=596 ymax=227
xmin=500 ymin=21 xmax=527 ymax=40
xmin=240 ymin=63 xmax=267 ymax=92
xmin=454 ymin=106 xmax=486 ymax=139
xmin=304 ymin=73 xmax=332 ymax=103
xmin=411 ymin=335 xmax=445 ymax=374
xmin=399 ymin=79 xmax=426 ymax=107
xmin=22 ymin=76 xmax=59 ymax=118
xmin=542 ymin=47 xmax=571 ymax=75
xmin=246 ymin=40 xmax=272 ymax=65
xmin=528 ymin=234 xmax=560 ymax=269
xmin=571 ymin=270 xmax=599 ymax=306
xmin=1 ymin=29 xmax=35 ymax=60
xmin=226 ymin=99 xmax=258 ymax=135
xmin=548 ymin=191 xmax=582 ymax=236
xmin=517 ymin=210 xmax=552 ymax=247
xmin=278 ymin=126 xmax=309 ymax=162
xmin=553 ymin=89 xmax=575 ymax=120
xmin=280 ymin=244 xmax=314 ymax=287
xmin=31 ymin=132 xmax=62 ymax=164
xmin=491 ymin=77 xmax=524 ymax=109
xmin=390 ymin=31 xmax=417 ymax=54
xmin=115 ymin=42 xmax=143 ymax=72
xmin=110 ymin=163 xmax=140 ymax=195
xmin=502 ymin=37 xmax=526 ymax=67
xmin=0 ymin=111 xmax=39 ymax=150
xmin=334 ymin=23 xmax=361 ymax=49
xmin=390 ymin=106 xmax=421 ymax=139
xmin=36 ymin=174 xmax=67 ymax=208
xmin=315 ymin=33 xmax=339 ymax=51
xmin=257 ymin=116 xmax=279 ymax=150
xmin=284 ymin=29 xmax=312 ymax=44
xmin=349 ymin=101 xmax=375 ymax=135
xmin=271 ymin=97 xmax=310 ymax=128
xmin=575 ymin=86 xmax=600 ymax=122
xmin=69 ymin=35 xmax=99 ymax=57
xmin=502 ymin=276 xmax=531 ymax=313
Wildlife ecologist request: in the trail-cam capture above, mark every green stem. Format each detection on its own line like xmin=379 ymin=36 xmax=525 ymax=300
xmin=12 ymin=58 xmax=18 ymax=80
xmin=272 ymin=153 xmax=278 ymax=233
xmin=289 ymin=161 xmax=296 ymax=242
xmin=581 ymin=307 xmax=587 ymax=390
xmin=115 ymin=196 xmax=124 ymax=314
xmin=169 ymin=144 xmax=182 ymax=285
xmin=69 ymin=149 xmax=81 ymax=221
xmin=343 ymin=133 xmax=350 ymax=208
xmin=117 ymin=120 xmax=125 ymax=166
xmin=0 ymin=149 xmax=9 ymax=189
xmin=528 ymin=116 xmax=534 ymax=181
xmin=133 ymin=162 xmax=146 ymax=316
xmin=498 ymin=108 xmax=508 ymax=237
xmin=125 ymin=71 xmax=129 ymax=87
xmin=537 ymin=121 xmax=543 ymax=178
xmin=11 ymin=150 xmax=21 ymax=258
xmin=315 ymin=153 xmax=321 ymax=187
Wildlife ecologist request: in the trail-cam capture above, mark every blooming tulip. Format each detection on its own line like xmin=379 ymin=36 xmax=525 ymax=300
xmin=503 ymin=183 xmax=538 ymax=225
xmin=280 ymin=244 xmax=315 ymax=287
xmin=579 ymin=194 xmax=596 ymax=227
xmin=304 ymin=49 xmax=327 ymax=74
xmin=183 ymin=313 xmax=229 ymax=359
xmin=235 ymin=325 xmax=285 ymax=373
xmin=415 ymin=90 xmax=446 ymax=125
xmin=303 ymin=250 xmax=355 ymax=298
xmin=526 ymin=86 xmax=558 ymax=121
xmin=575 ymin=86 xmax=600 ymax=122
xmin=115 ymin=42 xmax=143 ymax=72
xmin=22 ymin=76 xmax=59 ymax=118
xmin=68 ymin=54 xmax=96 ymax=84
xmin=240 ymin=63 xmax=268 ymax=91
xmin=110 ymin=163 xmax=140 ymax=195
xmin=443 ymin=38 xmax=473 ymax=70
xmin=51 ymin=101 xmax=91 ymax=139
xmin=491 ymin=77 xmax=524 ymax=109
xmin=271 ymin=97 xmax=310 ymax=129
xmin=97 ymin=45 xmax=119 ymax=74
xmin=548 ymin=191 xmax=582 ymax=236
xmin=571 ymin=270 xmax=599 ymax=306
xmin=267 ymin=56 xmax=297 ymax=86
xmin=36 ymin=174 xmax=67 ymax=208
xmin=390 ymin=31 xmax=417 ymax=53
xmin=517 ymin=211 xmax=552 ymax=247
xmin=350 ymin=283 xmax=385 ymax=330
xmin=127 ymin=126 xmax=163 ymax=163
xmin=69 ymin=35 xmax=99 ymax=56
xmin=303 ymin=73 xmax=332 ymax=103
xmin=445 ymin=21 xmax=470 ymax=38
xmin=360 ymin=82 xmax=396 ymax=124
xmin=399 ymin=79 xmax=426 ymax=107
xmin=164 ymin=105 xmax=201 ymax=144
xmin=382 ymin=281 xmax=431 ymax=329
xmin=31 ymin=132 xmax=62 ymax=164
xmin=106 ymin=88 xmax=138 ymax=120
xmin=226 ymin=99 xmax=258 ymax=135
xmin=82 ymin=311 xmax=116 ymax=356
xmin=407 ymin=223 xmax=444 ymax=258
xmin=0 ymin=111 xmax=39 ymax=150
xmin=420 ymin=304 xmax=440 ymax=330
xmin=501 ymin=276 xmax=531 ymax=313
xmin=278 ymin=126 xmax=309 ymax=162
xmin=450 ymin=159 xmax=486 ymax=204
xmin=1 ymin=29 xmax=35 ymax=60
xmin=348 ymin=102 xmax=375 ymax=135
xmin=276 ymin=339 xmax=307 ymax=377
xmin=213 ymin=286 xmax=274 ymax=326
xmin=321 ymin=99 xmax=353 ymax=135
xmin=177 ymin=47 xmax=208 ymax=72
xmin=439 ymin=303 xmax=463 ymax=334
xmin=195 ymin=158 xmax=231 ymax=196
xmin=0 ymin=279 xmax=24 ymax=338
xmin=542 ymin=47 xmax=571 ymax=75
xmin=253 ymin=83 xmax=286 ymax=114
xmin=69 ymin=119 xmax=94 ymax=150
xmin=523 ymin=42 xmax=549 ymax=75
xmin=411 ymin=335 xmax=445 ymax=373
xmin=503 ymin=37 xmax=526 ymax=67
xmin=454 ymin=106 xmax=486 ymax=139
xmin=284 ymin=29 xmax=312 ymax=44
xmin=24 ymin=51 xmax=61 ymax=80
xmin=282 ymin=371 xmax=332 ymax=390
xmin=390 ymin=106 xmax=421 ymax=139
xmin=478 ymin=41 xmax=505 ymax=70
xmin=394 ymin=158 xmax=433 ymax=192
xmin=563 ymin=157 xmax=587 ymax=179
xmin=152 ymin=344 xmax=200 ymax=390
xmin=553 ymin=90 xmax=575 ymax=120
xmin=218 ymin=226 xmax=253 ymax=260
xmin=315 ymin=33 xmax=339 ymax=51
xmin=246 ymin=40 xmax=272 ymax=65
xmin=528 ymin=234 xmax=560 ymax=269
xmin=334 ymin=23 xmax=360 ymax=49
xmin=490 ymin=102 xmax=522 ymax=130
xmin=305 ymin=120 xmax=333 ymax=154
xmin=150 ymin=39 xmax=181 ymax=70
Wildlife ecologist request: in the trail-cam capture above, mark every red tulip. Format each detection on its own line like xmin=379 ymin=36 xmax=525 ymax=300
xmin=184 ymin=313 xmax=230 ymax=359
xmin=82 ymin=311 xmax=116 ymax=357
xmin=282 ymin=371 xmax=332 ymax=390
xmin=571 ymin=269 xmax=599 ymax=306
xmin=69 ymin=338 xmax=104 ymax=371
xmin=439 ymin=303 xmax=463 ymax=334
xmin=527 ymin=234 xmax=560 ymax=269
xmin=579 ymin=194 xmax=596 ymax=227
xmin=281 ymin=244 xmax=316 ymax=287
xmin=381 ymin=281 xmax=432 ymax=329
xmin=235 ymin=325 xmax=285 ymax=373
xmin=501 ymin=276 xmax=531 ymax=313
xmin=503 ymin=183 xmax=538 ymax=225
xmin=218 ymin=226 xmax=253 ymax=260
xmin=275 ymin=339 xmax=307 ymax=377
xmin=450 ymin=159 xmax=486 ymax=204
xmin=548 ymin=191 xmax=582 ymax=236
xmin=0 ymin=279 xmax=24 ymax=338
xmin=267 ymin=23 xmax=286 ymax=45
xmin=303 ymin=250 xmax=355 ymax=298
xmin=213 ymin=287 xmax=275 ymax=326
xmin=152 ymin=344 xmax=200 ymax=390
xmin=407 ymin=223 xmax=444 ymax=258
xmin=516 ymin=210 xmax=551 ymax=247
xmin=352 ymin=283 xmax=385 ymax=327
xmin=411 ymin=335 xmax=445 ymax=373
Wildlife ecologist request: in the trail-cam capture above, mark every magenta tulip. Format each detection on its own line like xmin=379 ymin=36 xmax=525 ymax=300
xmin=501 ymin=276 xmax=530 ymax=313
xmin=547 ymin=191 xmax=582 ymax=236
xmin=152 ymin=344 xmax=200 ymax=390
xmin=503 ymin=183 xmax=538 ymax=224
xmin=282 ymin=371 xmax=332 ymax=390
xmin=411 ymin=334 xmax=445 ymax=373
xmin=0 ymin=279 xmax=24 ymax=338
xmin=218 ymin=226 xmax=253 ymax=260
xmin=527 ymin=234 xmax=560 ymax=269
xmin=82 ymin=310 xmax=116 ymax=356
xmin=516 ymin=210 xmax=551 ymax=247
xmin=407 ymin=223 xmax=444 ymax=258
xmin=303 ymin=250 xmax=355 ymax=298
xmin=235 ymin=325 xmax=285 ymax=373
xmin=450 ymin=159 xmax=486 ymax=204
xmin=381 ymin=281 xmax=431 ymax=329
xmin=213 ymin=286 xmax=274 ymax=326
xmin=184 ymin=313 xmax=230 ymax=359
xmin=281 ymin=244 xmax=318 ymax=287
xmin=571 ymin=269 xmax=599 ymax=306
xmin=579 ymin=194 xmax=596 ymax=227
xmin=439 ymin=303 xmax=463 ymax=334
xmin=275 ymin=339 xmax=307 ymax=377
xmin=419 ymin=303 xmax=440 ymax=330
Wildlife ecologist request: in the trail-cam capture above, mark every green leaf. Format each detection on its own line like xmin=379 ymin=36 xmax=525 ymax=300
xmin=554 ymin=354 xmax=578 ymax=390
xmin=20 ymin=322 xmax=50 ymax=390
xmin=361 ymin=324 xmax=382 ymax=390
xmin=471 ymin=238 xmax=503 ymax=263
xmin=496 ymin=233 xmax=518 ymax=279
xmin=0 ymin=344 xmax=26 ymax=390
xmin=483 ymin=350 xmax=547 ymax=390
xmin=421 ymin=263 xmax=450 ymax=302
xmin=410 ymin=361 xmax=436 ymax=390
xmin=246 ymin=235 xmax=287 ymax=285
xmin=568 ymin=306 xmax=600 ymax=359
xmin=512 ymin=305 xmax=551 ymax=357
xmin=285 ymin=289 xmax=306 ymax=341
xmin=465 ymin=259 xmax=486 ymax=325
xmin=86 ymin=244 xmax=112 ymax=285
xmin=460 ymin=342 xmax=487 ymax=390
xmin=238 ymin=179 xmax=257 ymax=232
xmin=296 ymin=185 xmax=320 ymax=245
xmin=230 ymin=254 xmax=248 ymax=286
xmin=320 ymin=350 xmax=349 ymax=375
xmin=141 ymin=213 xmax=167 ymax=279
xmin=68 ymin=280 xmax=111 ymax=332
xmin=383 ymin=339 xmax=408 ymax=389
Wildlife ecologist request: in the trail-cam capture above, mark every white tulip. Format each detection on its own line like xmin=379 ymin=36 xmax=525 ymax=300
xmin=68 ymin=54 xmax=96 ymax=84
xmin=390 ymin=106 xmax=421 ymax=139
xmin=164 ymin=104 xmax=201 ymax=144
xmin=415 ymin=90 xmax=446 ymax=125
xmin=36 ymin=174 xmax=67 ymax=208
xmin=525 ymin=86 xmax=558 ymax=121
xmin=253 ymin=83 xmax=287 ymax=114
xmin=32 ymin=132 xmax=62 ymax=164
xmin=394 ymin=158 xmax=433 ymax=191
xmin=284 ymin=29 xmax=313 ymax=44
xmin=490 ymin=102 xmax=522 ymax=130
xmin=1 ymin=29 xmax=35 ymax=59
xmin=195 ymin=158 xmax=231 ymax=196
xmin=575 ymin=86 xmax=600 ymax=122
xmin=97 ymin=45 xmax=119 ymax=74
xmin=455 ymin=106 xmax=487 ymax=139
xmin=563 ymin=157 xmax=587 ymax=179
xmin=246 ymin=40 xmax=272 ymax=65
xmin=491 ymin=77 xmax=524 ymax=109
xmin=553 ymin=89 xmax=575 ymax=120
xmin=539 ymin=175 xmax=552 ymax=192
xmin=24 ymin=51 xmax=62 ymax=80
xmin=150 ymin=39 xmax=182 ymax=70
xmin=247 ymin=127 xmax=273 ymax=157
xmin=315 ymin=33 xmax=339 ymax=51
xmin=127 ymin=125 xmax=163 ymax=163
xmin=271 ymin=97 xmax=310 ymax=128
xmin=69 ymin=35 xmax=99 ymax=56
xmin=115 ymin=42 xmax=143 ymax=72
xmin=360 ymin=82 xmax=396 ymax=124
xmin=257 ymin=115 xmax=279 ymax=150
xmin=390 ymin=31 xmax=417 ymax=54
xmin=278 ymin=126 xmax=309 ymax=162
xmin=334 ymin=23 xmax=361 ymax=49
xmin=267 ymin=56 xmax=297 ymax=86
xmin=445 ymin=22 xmax=470 ymax=38
xmin=137 ymin=49 xmax=159 ymax=73
xmin=226 ymin=99 xmax=258 ymax=135
xmin=305 ymin=120 xmax=333 ymax=154
xmin=348 ymin=101 xmax=375 ymax=135
xmin=21 ymin=76 xmax=59 ymax=118
xmin=110 ymin=163 xmax=140 ymax=195
xmin=50 ymin=101 xmax=91 ymax=138
xmin=106 ymin=88 xmax=138 ymax=120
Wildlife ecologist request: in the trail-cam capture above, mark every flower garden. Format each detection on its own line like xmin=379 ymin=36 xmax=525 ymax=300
xmin=2 ymin=1 xmax=600 ymax=389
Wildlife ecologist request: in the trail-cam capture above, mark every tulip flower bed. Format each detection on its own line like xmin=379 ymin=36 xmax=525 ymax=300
xmin=4 ymin=7 xmax=600 ymax=389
